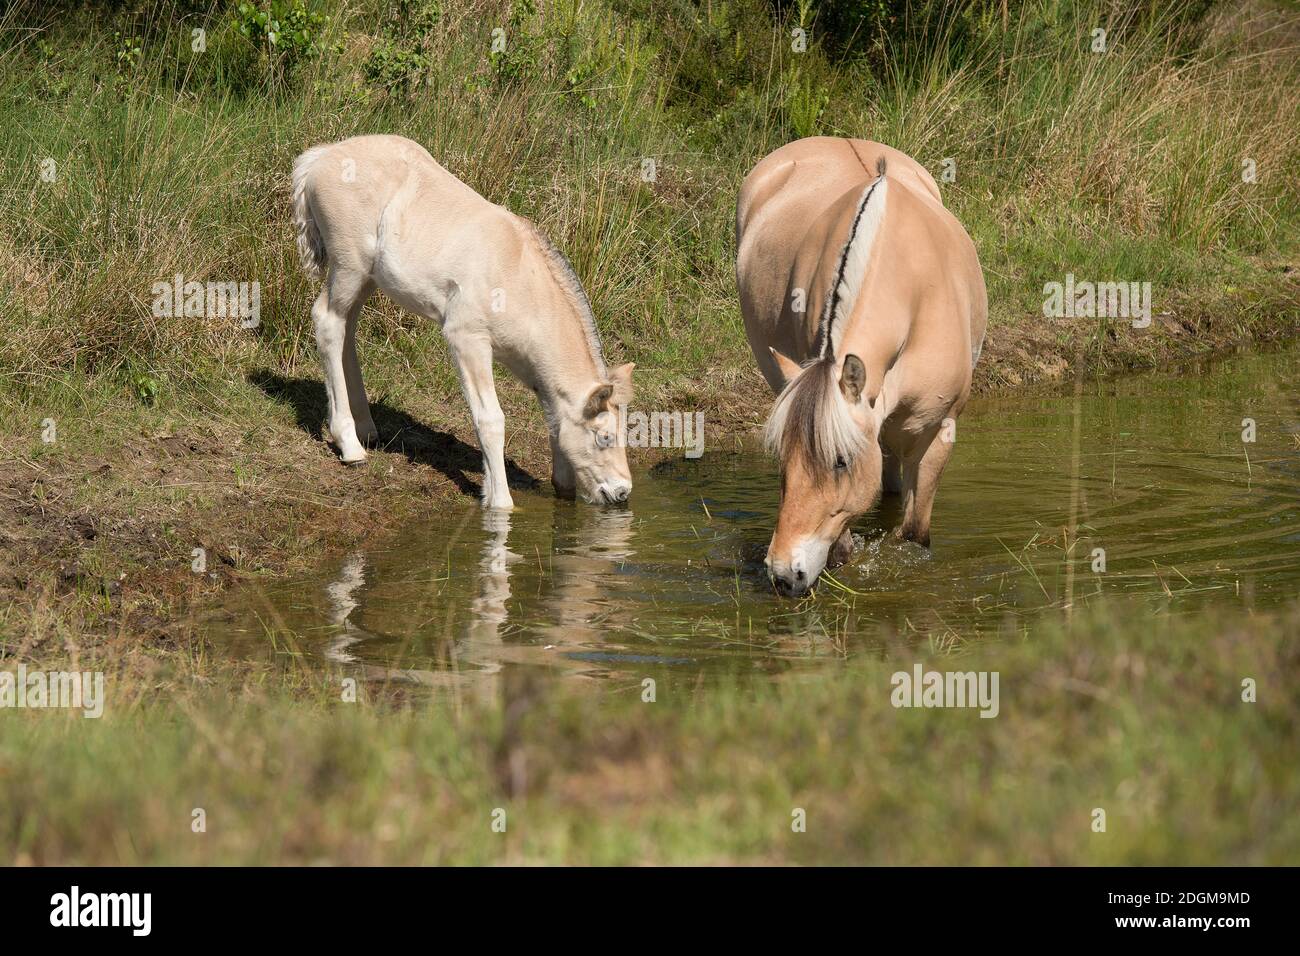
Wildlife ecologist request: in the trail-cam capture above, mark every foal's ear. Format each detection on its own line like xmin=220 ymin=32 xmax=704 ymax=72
xmin=608 ymin=362 xmax=635 ymax=406
xmin=583 ymin=382 xmax=614 ymax=420
xmin=839 ymin=354 xmax=867 ymax=403
xmin=769 ymin=347 xmax=804 ymax=388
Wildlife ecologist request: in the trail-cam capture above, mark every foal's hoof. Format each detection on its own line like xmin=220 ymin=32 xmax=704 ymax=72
xmin=323 ymin=424 xmax=369 ymax=466
xmin=336 ymin=443 xmax=368 ymax=466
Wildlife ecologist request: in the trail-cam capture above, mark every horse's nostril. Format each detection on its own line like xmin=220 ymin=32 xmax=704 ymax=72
xmin=795 ymin=569 xmax=806 ymax=581
xmin=615 ymin=487 xmax=629 ymax=502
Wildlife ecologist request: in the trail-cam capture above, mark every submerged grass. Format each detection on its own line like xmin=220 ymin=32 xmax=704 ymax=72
xmin=1 ymin=600 xmax=1296 ymax=864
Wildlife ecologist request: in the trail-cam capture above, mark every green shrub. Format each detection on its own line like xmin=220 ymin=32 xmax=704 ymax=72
xmin=232 ymin=0 xmax=329 ymax=77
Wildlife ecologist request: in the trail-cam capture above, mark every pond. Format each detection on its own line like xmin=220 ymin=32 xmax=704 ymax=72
xmin=207 ymin=344 xmax=1300 ymax=693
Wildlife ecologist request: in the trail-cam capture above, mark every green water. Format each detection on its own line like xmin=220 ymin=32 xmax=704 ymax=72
xmin=209 ymin=345 xmax=1299 ymax=690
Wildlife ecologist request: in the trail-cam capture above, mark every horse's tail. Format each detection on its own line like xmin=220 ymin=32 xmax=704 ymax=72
xmin=291 ymin=144 xmax=331 ymax=282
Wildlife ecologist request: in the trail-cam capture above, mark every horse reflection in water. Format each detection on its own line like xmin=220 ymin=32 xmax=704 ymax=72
xmin=540 ymin=507 xmax=637 ymax=651
xmin=321 ymin=552 xmax=367 ymax=664
xmin=312 ymin=502 xmax=638 ymax=698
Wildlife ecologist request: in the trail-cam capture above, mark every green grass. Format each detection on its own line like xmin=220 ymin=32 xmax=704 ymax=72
xmin=2 ymin=600 xmax=1295 ymax=864
xmin=0 ymin=0 xmax=1296 ymax=419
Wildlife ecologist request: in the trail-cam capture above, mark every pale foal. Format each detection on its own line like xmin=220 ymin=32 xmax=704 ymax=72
xmin=292 ymin=134 xmax=634 ymax=509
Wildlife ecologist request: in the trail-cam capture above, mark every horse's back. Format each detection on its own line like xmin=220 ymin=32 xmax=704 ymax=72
xmin=737 ymin=138 xmax=922 ymax=385
xmin=296 ymin=135 xmax=517 ymax=285
xmin=736 ymin=137 xmax=984 ymax=397
xmin=737 ymin=137 xmax=939 ymax=239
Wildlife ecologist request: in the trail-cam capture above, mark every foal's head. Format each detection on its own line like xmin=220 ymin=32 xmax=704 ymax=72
xmin=551 ymin=362 xmax=636 ymax=505
xmin=763 ymin=351 xmax=881 ymax=597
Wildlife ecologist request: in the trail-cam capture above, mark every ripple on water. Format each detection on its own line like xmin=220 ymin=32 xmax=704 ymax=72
xmin=207 ymin=345 xmax=1300 ymax=689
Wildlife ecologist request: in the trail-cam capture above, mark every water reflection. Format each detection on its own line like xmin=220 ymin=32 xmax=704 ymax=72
xmin=322 ymin=552 xmax=367 ymax=664
xmin=542 ymin=507 xmax=635 ymax=644
xmin=210 ymin=343 xmax=1300 ymax=691
xmin=469 ymin=509 xmax=519 ymax=646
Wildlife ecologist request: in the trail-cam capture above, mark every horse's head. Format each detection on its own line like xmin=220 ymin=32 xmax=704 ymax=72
xmin=763 ymin=350 xmax=881 ymax=597
xmin=551 ymin=362 xmax=636 ymax=505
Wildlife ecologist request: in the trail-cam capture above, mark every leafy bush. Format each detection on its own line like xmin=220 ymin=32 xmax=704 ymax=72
xmin=489 ymin=0 xmax=542 ymax=86
xmin=232 ymin=0 xmax=329 ymax=76
xmin=363 ymin=38 xmax=430 ymax=93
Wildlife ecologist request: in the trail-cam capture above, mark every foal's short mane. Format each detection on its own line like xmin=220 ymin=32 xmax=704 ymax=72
xmin=523 ymin=222 xmax=607 ymax=377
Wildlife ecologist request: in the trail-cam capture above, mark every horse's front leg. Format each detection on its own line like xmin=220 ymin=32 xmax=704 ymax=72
xmin=447 ymin=331 xmax=514 ymax=510
xmin=827 ymin=526 xmax=855 ymax=568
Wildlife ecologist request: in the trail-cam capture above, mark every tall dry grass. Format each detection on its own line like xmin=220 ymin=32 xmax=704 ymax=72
xmin=0 ymin=0 xmax=1294 ymax=407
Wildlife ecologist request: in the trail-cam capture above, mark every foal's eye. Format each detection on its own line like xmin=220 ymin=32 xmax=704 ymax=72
xmin=834 ymin=456 xmax=848 ymax=471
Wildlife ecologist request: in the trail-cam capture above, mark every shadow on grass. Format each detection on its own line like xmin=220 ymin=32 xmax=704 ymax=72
xmin=248 ymin=370 xmax=541 ymax=499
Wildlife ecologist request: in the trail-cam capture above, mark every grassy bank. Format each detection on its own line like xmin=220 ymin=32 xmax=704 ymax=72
xmin=3 ymin=600 xmax=1296 ymax=865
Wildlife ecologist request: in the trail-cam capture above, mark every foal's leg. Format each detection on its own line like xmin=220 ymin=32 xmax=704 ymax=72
xmin=313 ymin=269 xmax=370 ymax=465
xmin=445 ymin=331 xmax=514 ymax=510
xmin=341 ymin=278 xmax=378 ymax=445
xmin=896 ymin=428 xmax=953 ymax=547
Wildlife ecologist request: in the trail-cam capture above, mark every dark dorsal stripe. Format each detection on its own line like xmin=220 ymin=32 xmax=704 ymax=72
xmin=814 ymin=156 xmax=887 ymax=360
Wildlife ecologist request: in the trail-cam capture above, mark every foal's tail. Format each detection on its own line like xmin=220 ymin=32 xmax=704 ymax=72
xmin=291 ymin=144 xmax=331 ymax=282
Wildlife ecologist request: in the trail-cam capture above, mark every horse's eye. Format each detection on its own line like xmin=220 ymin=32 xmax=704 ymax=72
xmin=834 ymin=456 xmax=847 ymax=470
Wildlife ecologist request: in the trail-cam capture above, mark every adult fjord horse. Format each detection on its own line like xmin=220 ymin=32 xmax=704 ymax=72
xmin=736 ymin=137 xmax=987 ymax=597
xmin=292 ymin=134 xmax=634 ymax=509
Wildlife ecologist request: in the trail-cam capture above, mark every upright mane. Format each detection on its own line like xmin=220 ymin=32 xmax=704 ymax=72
xmin=765 ymin=155 xmax=888 ymax=478
xmin=812 ymin=156 xmax=888 ymax=360
xmin=523 ymin=222 xmax=607 ymax=376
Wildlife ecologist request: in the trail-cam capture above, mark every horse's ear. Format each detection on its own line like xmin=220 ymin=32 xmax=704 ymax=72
xmin=608 ymin=362 xmax=635 ymax=406
xmin=583 ymin=382 xmax=614 ymax=419
xmin=769 ymin=347 xmax=804 ymax=387
xmin=840 ymin=354 xmax=867 ymax=403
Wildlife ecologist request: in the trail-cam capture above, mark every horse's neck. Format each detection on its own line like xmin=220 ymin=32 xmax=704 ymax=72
xmin=509 ymin=298 xmax=604 ymax=416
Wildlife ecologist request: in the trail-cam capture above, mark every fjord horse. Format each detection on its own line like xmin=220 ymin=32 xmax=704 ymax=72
xmin=736 ymin=137 xmax=987 ymax=596
xmin=292 ymin=135 xmax=634 ymax=509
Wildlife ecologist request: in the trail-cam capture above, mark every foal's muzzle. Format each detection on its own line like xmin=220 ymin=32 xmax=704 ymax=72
xmin=595 ymin=479 xmax=632 ymax=505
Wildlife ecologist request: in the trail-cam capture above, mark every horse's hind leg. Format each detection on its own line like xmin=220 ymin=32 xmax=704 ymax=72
xmin=341 ymin=278 xmax=377 ymax=445
xmin=896 ymin=428 xmax=953 ymax=547
xmin=314 ymin=269 xmax=372 ymax=465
